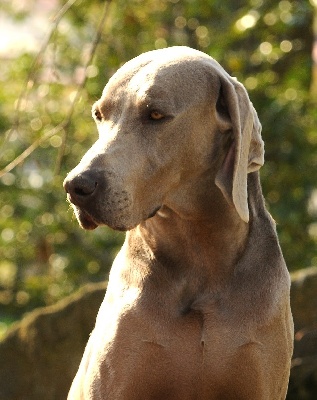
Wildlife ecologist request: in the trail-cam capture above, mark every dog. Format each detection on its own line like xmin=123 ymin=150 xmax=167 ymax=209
xmin=64 ymin=46 xmax=294 ymax=399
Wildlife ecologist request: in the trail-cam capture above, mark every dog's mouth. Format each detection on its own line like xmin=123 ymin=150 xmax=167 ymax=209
xmin=72 ymin=204 xmax=131 ymax=232
xmin=66 ymin=191 xmax=99 ymax=230
xmin=74 ymin=207 xmax=99 ymax=230
xmin=147 ymin=206 xmax=161 ymax=219
xmin=69 ymin=191 xmax=162 ymax=232
xmin=74 ymin=206 xmax=161 ymax=232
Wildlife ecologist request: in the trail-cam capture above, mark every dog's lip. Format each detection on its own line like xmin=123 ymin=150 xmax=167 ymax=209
xmin=75 ymin=207 xmax=99 ymax=230
xmin=67 ymin=193 xmax=83 ymax=208
xmin=68 ymin=193 xmax=161 ymax=230
xmin=147 ymin=206 xmax=161 ymax=219
xmin=80 ymin=216 xmax=98 ymax=230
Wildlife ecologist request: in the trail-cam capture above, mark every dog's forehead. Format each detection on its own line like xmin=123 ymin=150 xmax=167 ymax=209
xmin=102 ymin=47 xmax=223 ymax=102
xmin=115 ymin=46 xmax=214 ymax=79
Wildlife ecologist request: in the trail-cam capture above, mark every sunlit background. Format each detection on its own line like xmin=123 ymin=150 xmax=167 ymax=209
xmin=0 ymin=0 xmax=317 ymax=340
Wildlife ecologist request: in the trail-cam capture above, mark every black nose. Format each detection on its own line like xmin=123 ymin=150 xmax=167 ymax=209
xmin=63 ymin=172 xmax=97 ymax=205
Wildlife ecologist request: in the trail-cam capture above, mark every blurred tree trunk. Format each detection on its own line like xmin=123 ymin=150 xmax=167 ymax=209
xmin=311 ymin=0 xmax=317 ymax=100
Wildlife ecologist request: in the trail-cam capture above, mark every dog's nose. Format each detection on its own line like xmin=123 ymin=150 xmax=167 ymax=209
xmin=63 ymin=172 xmax=97 ymax=205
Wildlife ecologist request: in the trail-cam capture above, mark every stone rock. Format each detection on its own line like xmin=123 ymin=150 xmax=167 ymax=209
xmin=0 ymin=267 xmax=317 ymax=399
xmin=287 ymin=266 xmax=317 ymax=400
xmin=0 ymin=282 xmax=106 ymax=400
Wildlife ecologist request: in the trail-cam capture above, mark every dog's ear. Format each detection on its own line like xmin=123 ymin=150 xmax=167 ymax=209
xmin=215 ymin=75 xmax=264 ymax=223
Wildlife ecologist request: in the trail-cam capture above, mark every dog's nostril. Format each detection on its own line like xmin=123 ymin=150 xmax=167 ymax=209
xmin=64 ymin=173 xmax=98 ymax=199
xmin=74 ymin=182 xmax=97 ymax=196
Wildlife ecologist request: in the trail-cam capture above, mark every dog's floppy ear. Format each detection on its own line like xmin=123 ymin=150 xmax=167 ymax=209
xmin=215 ymin=75 xmax=264 ymax=223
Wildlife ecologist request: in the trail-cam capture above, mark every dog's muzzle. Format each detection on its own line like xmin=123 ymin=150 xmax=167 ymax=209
xmin=63 ymin=171 xmax=100 ymax=230
xmin=64 ymin=171 xmax=97 ymax=205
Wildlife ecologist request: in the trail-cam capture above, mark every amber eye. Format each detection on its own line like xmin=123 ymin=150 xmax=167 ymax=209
xmin=149 ymin=111 xmax=164 ymax=121
xmin=93 ymin=108 xmax=103 ymax=122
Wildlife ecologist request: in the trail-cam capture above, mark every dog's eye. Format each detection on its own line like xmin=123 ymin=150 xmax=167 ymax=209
xmin=93 ymin=108 xmax=103 ymax=122
xmin=149 ymin=111 xmax=165 ymax=121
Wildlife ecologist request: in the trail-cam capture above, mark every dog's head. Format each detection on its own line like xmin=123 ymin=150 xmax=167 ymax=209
xmin=64 ymin=46 xmax=264 ymax=230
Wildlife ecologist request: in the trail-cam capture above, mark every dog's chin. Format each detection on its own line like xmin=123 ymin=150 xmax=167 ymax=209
xmin=74 ymin=208 xmax=99 ymax=230
xmin=73 ymin=206 xmax=131 ymax=232
xmin=73 ymin=205 xmax=162 ymax=232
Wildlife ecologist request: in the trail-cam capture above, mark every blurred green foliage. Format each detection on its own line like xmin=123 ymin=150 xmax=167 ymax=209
xmin=0 ymin=0 xmax=317 ymax=331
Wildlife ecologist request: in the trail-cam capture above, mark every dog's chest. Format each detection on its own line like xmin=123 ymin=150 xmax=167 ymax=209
xmin=88 ymin=293 xmax=267 ymax=399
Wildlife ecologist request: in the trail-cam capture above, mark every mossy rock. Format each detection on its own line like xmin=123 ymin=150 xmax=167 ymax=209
xmin=1 ymin=267 xmax=317 ymax=399
xmin=287 ymin=267 xmax=317 ymax=399
xmin=0 ymin=282 xmax=106 ymax=400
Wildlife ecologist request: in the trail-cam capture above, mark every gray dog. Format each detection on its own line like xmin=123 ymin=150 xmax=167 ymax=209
xmin=64 ymin=46 xmax=293 ymax=399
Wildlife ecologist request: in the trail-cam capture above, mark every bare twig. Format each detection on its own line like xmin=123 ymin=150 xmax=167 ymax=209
xmin=0 ymin=0 xmax=78 ymax=159
xmin=0 ymin=124 xmax=66 ymax=178
xmin=54 ymin=0 xmax=113 ymax=175
xmin=0 ymin=0 xmax=112 ymax=178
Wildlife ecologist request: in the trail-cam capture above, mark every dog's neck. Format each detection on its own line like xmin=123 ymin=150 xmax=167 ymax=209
xmin=135 ymin=177 xmax=250 ymax=290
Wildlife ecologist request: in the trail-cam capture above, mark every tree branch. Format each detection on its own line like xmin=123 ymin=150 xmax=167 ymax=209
xmin=54 ymin=0 xmax=113 ymax=175
xmin=0 ymin=0 xmax=78 ymax=160
xmin=0 ymin=0 xmax=113 ymax=178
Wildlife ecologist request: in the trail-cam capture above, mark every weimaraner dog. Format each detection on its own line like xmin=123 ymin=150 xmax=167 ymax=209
xmin=64 ymin=46 xmax=293 ymax=399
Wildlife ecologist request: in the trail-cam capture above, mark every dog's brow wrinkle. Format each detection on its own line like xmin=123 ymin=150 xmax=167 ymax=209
xmin=142 ymin=340 xmax=165 ymax=348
